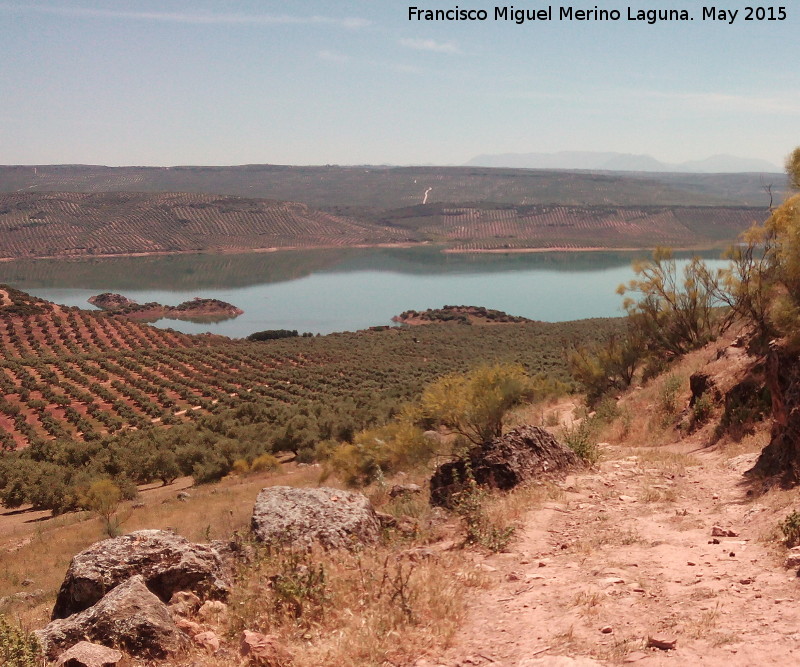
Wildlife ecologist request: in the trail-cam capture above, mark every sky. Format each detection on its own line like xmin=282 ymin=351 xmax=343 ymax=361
xmin=0 ymin=0 xmax=797 ymax=167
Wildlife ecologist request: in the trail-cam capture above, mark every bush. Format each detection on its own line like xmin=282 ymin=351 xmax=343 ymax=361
xmin=658 ymin=374 xmax=684 ymax=421
xmin=328 ymin=421 xmax=433 ymax=487
xmin=618 ymin=248 xmax=730 ymax=357
xmin=451 ymin=474 xmax=515 ymax=552
xmin=691 ymin=391 xmax=714 ymax=426
xmin=0 ymin=615 xmax=41 ymax=667
xmin=81 ymin=478 xmax=124 ymax=537
xmin=251 ymin=453 xmax=280 ymax=473
xmin=561 ymin=419 xmax=599 ymax=464
xmin=780 ymin=510 xmax=800 ymax=547
xmin=418 ymin=364 xmax=535 ymax=445
xmin=568 ymin=334 xmax=643 ymax=406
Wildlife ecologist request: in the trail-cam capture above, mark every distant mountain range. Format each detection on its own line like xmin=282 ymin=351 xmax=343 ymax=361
xmin=465 ymin=151 xmax=782 ymax=173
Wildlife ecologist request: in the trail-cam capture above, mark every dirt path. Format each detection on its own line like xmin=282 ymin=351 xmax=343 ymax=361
xmin=416 ymin=445 xmax=800 ymax=666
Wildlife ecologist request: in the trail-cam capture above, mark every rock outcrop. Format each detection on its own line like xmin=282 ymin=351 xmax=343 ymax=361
xmin=250 ymin=486 xmax=381 ymax=549
xmin=747 ymin=342 xmax=800 ymax=484
xmin=38 ymin=576 xmax=187 ymax=660
xmin=689 ymin=371 xmax=719 ymax=406
xmin=430 ymin=425 xmax=582 ymax=507
xmin=52 ymin=529 xmax=230 ymax=619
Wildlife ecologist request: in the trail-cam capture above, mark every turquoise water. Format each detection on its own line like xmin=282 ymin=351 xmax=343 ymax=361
xmin=0 ymin=247 xmax=729 ymax=337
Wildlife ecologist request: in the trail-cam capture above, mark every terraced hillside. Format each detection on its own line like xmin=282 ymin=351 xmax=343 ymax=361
xmin=0 ymin=286 xmax=624 ymax=451
xmin=0 ymin=192 xmax=768 ymax=259
xmin=432 ymin=204 xmax=767 ymax=251
xmin=0 ymin=164 xmax=785 ymax=208
xmin=0 ymin=192 xmax=409 ymax=258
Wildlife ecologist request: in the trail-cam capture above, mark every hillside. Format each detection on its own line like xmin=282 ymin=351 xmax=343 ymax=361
xmin=0 ymin=164 xmax=786 ymax=208
xmin=4 ymin=323 xmax=800 ymax=666
xmin=0 ymin=192 xmax=768 ymax=259
xmin=0 ymin=192 xmax=410 ymax=258
xmin=0 ymin=285 xmax=622 ymax=450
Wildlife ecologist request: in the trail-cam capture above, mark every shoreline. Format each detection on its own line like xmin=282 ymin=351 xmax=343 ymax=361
xmin=0 ymin=241 xmax=727 ymax=263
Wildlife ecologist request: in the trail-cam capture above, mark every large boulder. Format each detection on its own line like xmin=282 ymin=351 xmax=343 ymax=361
xmin=430 ymin=425 xmax=582 ymax=507
xmin=52 ymin=529 xmax=230 ymax=619
xmin=251 ymin=486 xmax=381 ymax=549
xmin=37 ymin=576 xmax=188 ymax=661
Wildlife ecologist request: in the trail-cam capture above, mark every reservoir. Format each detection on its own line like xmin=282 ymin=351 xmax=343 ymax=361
xmin=0 ymin=247 xmax=729 ymax=338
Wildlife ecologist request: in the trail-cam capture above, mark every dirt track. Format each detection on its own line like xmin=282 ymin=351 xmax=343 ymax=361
xmin=416 ymin=444 xmax=800 ymax=666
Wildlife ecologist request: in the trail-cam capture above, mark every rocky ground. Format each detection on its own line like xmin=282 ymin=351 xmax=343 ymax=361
xmin=415 ymin=441 xmax=800 ymax=666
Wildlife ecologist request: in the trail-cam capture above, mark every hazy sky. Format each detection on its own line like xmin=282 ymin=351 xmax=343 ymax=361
xmin=1 ymin=0 xmax=797 ymax=167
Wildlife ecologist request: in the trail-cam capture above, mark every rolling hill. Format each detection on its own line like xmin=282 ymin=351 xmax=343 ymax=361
xmin=0 ymin=164 xmax=785 ymax=208
xmin=0 ymin=192 xmax=769 ymax=259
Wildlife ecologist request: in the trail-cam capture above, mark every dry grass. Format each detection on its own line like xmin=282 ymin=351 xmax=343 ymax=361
xmin=217 ymin=545 xmax=471 ymax=667
xmin=572 ymin=589 xmax=605 ymax=617
xmin=631 ymin=449 xmax=700 ymax=477
xmin=0 ymin=461 xmax=482 ymax=667
xmin=482 ymin=481 xmax=564 ymax=534
xmin=686 ymin=602 xmax=722 ymax=639
xmin=572 ymin=526 xmax=642 ymax=553
xmin=0 ymin=465 xmax=324 ymax=629
xmin=637 ymin=483 xmax=678 ymax=504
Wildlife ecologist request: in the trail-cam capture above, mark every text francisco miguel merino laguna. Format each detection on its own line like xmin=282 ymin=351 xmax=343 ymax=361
xmin=408 ymin=6 xmax=786 ymax=25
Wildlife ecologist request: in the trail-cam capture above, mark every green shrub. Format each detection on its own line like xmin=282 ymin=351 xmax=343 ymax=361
xmin=562 ymin=420 xmax=599 ymax=464
xmin=0 ymin=615 xmax=41 ymax=667
xmin=658 ymin=374 xmax=684 ymax=423
xmin=452 ymin=476 xmax=515 ymax=553
xmin=328 ymin=421 xmax=434 ymax=487
xmin=781 ymin=510 xmax=800 ymax=547
xmin=691 ymin=391 xmax=714 ymax=426
xmin=270 ymin=550 xmax=329 ymax=621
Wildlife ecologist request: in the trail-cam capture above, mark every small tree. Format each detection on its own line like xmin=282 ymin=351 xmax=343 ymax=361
xmin=146 ymin=450 xmax=180 ymax=486
xmin=617 ymin=248 xmax=730 ymax=357
xmin=726 ymin=149 xmax=800 ymax=349
xmin=568 ymin=332 xmax=644 ymax=405
xmin=418 ymin=364 xmax=533 ymax=446
xmin=82 ymin=478 xmax=124 ymax=537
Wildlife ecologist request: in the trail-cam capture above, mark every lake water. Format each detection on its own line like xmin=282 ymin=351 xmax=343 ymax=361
xmin=0 ymin=247 xmax=729 ymax=337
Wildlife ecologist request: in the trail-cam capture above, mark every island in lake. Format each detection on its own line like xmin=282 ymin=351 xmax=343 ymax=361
xmin=393 ymin=305 xmax=532 ymax=326
xmin=88 ymin=293 xmax=243 ymax=323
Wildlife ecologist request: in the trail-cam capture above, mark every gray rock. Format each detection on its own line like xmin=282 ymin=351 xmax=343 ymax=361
xmin=38 ymin=576 xmax=188 ymax=661
xmin=250 ymin=486 xmax=381 ymax=550
xmin=389 ymin=483 xmax=422 ymax=498
xmin=52 ymin=529 xmax=230 ymax=619
xmin=56 ymin=641 xmax=123 ymax=667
